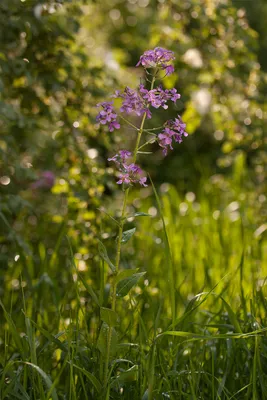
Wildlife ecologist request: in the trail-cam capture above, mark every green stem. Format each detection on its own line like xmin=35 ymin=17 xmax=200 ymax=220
xmin=144 ymin=126 xmax=163 ymax=131
xmin=119 ymin=114 xmax=139 ymax=130
xmin=138 ymin=138 xmax=156 ymax=152
xmin=103 ymin=73 xmax=157 ymax=392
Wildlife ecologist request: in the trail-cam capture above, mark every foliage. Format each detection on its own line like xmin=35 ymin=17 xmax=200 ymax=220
xmin=88 ymin=0 xmax=267 ymax=203
xmin=0 ymin=0 xmax=267 ymax=399
xmin=1 ymin=183 xmax=267 ymax=398
xmin=0 ymin=0 xmax=118 ymax=272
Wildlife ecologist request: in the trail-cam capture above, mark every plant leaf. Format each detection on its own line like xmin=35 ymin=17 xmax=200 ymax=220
xmin=97 ymin=322 xmax=118 ymax=357
xmin=98 ymin=240 xmax=116 ymax=273
xmin=111 ymin=365 xmax=139 ymax=386
xmin=78 ymin=273 xmax=100 ymax=306
xmin=23 ymin=362 xmax=58 ymax=400
xmin=116 ymin=272 xmax=146 ymax=297
xmin=220 ymin=296 xmax=243 ymax=334
xmin=71 ymin=363 xmax=102 ymax=393
xmin=134 ymin=212 xmax=151 ymax=217
xmin=121 ymin=228 xmax=136 ymax=244
xmin=115 ymin=268 xmax=139 ymax=284
xmin=100 ymin=307 xmax=118 ymax=327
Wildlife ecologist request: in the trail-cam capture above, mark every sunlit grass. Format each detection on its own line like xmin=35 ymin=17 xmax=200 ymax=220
xmin=1 ymin=180 xmax=267 ymax=399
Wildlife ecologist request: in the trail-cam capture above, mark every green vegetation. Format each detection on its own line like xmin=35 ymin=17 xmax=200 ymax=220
xmin=0 ymin=0 xmax=266 ymax=399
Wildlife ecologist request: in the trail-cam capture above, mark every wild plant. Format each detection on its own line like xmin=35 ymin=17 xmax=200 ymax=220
xmin=96 ymin=47 xmax=188 ymax=396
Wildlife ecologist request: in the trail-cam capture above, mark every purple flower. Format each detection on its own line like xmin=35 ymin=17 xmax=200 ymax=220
xmin=119 ymin=150 xmax=132 ymax=160
xmin=117 ymin=173 xmax=131 ymax=185
xmin=158 ymin=116 xmax=188 ymax=155
xmin=158 ymin=129 xmax=174 ymax=155
xmin=108 ymin=152 xmax=147 ymax=187
xmin=31 ymin=171 xmax=55 ymax=190
xmin=168 ymin=88 xmax=181 ymax=102
xmin=96 ymin=101 xmax=120 ymax=132
xmin=164 ymin=65 xmax=175 ymax=76
xmin=115 ymin=87 xmax=151 ymax=119
xmin=109 ymin=121 xmax=120 ymax=132
xmin=125 ymin=163 xmax=140 ymax=173
xmin=136 ymin=47 xmax=175 ymax=75
xmin=108 ymin=150 xmax=132 ymax=164
xmin=139 ymin=176 xmax=148 ymax=187
xmin=141 ymin=86 xmax=181 ymax=110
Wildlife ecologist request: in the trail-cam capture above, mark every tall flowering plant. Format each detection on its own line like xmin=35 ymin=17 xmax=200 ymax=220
xmin=96 ymin=47 xmax=188 ymax=392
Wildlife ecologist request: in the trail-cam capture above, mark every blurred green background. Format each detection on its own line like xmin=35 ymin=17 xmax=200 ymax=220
xmin=1 ymin=0 xmax=267 ymax=392
xmin=1 ymin=0 xmax=266 ymax=259
xmin=1 ymin=0 xmax=267 ymax=312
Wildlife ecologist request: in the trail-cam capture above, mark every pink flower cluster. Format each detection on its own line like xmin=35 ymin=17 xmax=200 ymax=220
xmin=158 ymin=117 xmax=188 ymax=155
xmin=96 ymin=47 xmax=189 ymax=187
xmin=108 ymin=151 xmax=147 ymax=187
xmin=31 ymin=171 xmax=55 ymax=190
xmin=136 ymin=47 xmax=175 ymax=75
xmin=96 ymin=101 xmax=120 ymax=132
xmin=140 ymin=85 xmax=180 ymax=109
xmin=115 ymin=87 xmax=152 ymax=119
xmin=113 ymin=84 xmax=180 ymax=119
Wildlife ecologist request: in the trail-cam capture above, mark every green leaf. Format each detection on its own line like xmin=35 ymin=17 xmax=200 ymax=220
xmin=134 ymin=212 xmax=151 ymax=217
xmin=100 ymin=307 xmax=118 ymax=327
xmin=0 ymin=299 xmax=25 ymax=356
xmin=71 ymin=363 xmax=102 ymax=393
xmin=220 ymin=296 xmax=243 ymax=334
xmin=116 ymin=272 xmax=146 ymax=297
xmin=78 ymin=273 xmax=100 ymax=306
xmin=156 ymin=327 xmax=267 ymax=341
xmin=97 ymin=208 xmax=120 ymax=226
xmin=23 ymin=362 xmax=58 ymax=400
xmin=115 ymin=268 xmax=139 ymax=284
xmin=111 ymin=365 xmax=139 ymax=386
xmin=98 ymin=240 xmax=116 ymax=273
xmin=28 ymin=319 xmax=67 ymax=353
xmin=121 ymin=228 xmax=136 ymax=244
xmin=97 ymin=322 xmax=118 ymax=357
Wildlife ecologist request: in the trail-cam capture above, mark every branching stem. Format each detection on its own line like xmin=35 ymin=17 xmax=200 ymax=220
xmin=103 ymin=73 xmax=157 ymax=392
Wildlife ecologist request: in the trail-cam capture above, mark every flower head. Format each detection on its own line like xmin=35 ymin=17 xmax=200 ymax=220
xmin=108 ymin=150 xmax=132 ymax=165
xmin=115 ymin=87 xmax=151 ymax=119
xmin=108 ymin=151 xmax=147 ymax=187
xmin=140 ymin=85 xmax=180 ymax=110
xmin=118 ymin=163 xmax=147 ymax=187
xmin=158 ymin=116 xmax=188 ymax=155
xmin=96 ymin=101 xmax=120 ymax=132
xmin=136 ymin=47 xmax=175 ymax=75
xmin=31 ymin=171 xmax=55 ymax=190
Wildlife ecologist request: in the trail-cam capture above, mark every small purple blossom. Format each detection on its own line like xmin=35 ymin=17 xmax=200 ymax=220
xmin=136 ymin=47 xmax=175 ymax=75
xmin=140 ymin=85 xmax=180 ymax=109
xmin=164 ymin=65 xmax=175 ymax=76
xmin=115 ymin=87 xmax=151 ymax=119
xmin=117 ymin=163 xmax=147 ymax=187
xmin=139 ymin=176 xmax=148 ymax=187
xmin=108 ymin=150 xmax=132 ymax=164
xmin=117 ymin=173 xmax=131 ymax=185
xmin=158 ymin=116 xmax=188 ymax=155
xmin=31 ymin=171 xmax=55 ymax=190
xmin=96 ymin=101 xmax=120 ymax=132
xmin=108 ymin=152 xmax=147 ymax=187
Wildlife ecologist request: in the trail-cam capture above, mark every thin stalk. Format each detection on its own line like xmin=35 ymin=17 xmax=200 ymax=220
xmin=103 ymin=73 xmax=157 ymax=391
xmin=144 ymin=126 xmax=163 ymax=131
xmin=138 ymin=138 xmax=156 ymax=152
xmin=119 ymin=114 xmax=139 ymax=130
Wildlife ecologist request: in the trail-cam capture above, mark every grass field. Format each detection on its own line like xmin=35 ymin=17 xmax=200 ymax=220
xmin=1 ymin=173 xmax=267 ymax=399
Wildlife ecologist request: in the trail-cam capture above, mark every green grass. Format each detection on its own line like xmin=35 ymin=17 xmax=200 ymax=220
xmin=1 ymin=181 xmax=267 ymax=399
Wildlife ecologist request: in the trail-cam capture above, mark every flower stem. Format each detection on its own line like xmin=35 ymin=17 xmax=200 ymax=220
xmin=103 ymin=73 xmax=156 ymax=392
xmin=119 ymin=114 xmax=139 ymax=130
